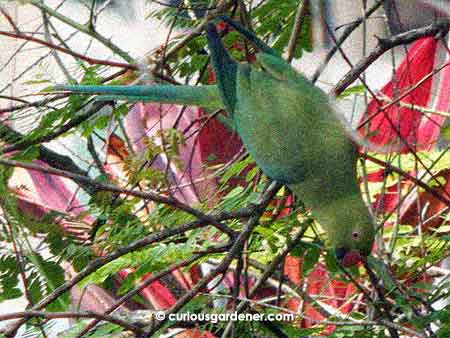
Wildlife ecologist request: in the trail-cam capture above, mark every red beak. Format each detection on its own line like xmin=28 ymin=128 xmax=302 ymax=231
xmin=341 ymin=249 xmax=362 ymax=267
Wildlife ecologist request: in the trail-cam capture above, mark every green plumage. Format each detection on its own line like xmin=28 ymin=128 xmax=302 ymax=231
xmin=232 ymin=54 xmax=374 ymax=257
xmin=55 ymin=22 xmax=375 ymax=262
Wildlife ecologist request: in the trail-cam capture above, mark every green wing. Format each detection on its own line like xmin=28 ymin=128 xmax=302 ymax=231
xmin=205 ymin=23 xmax=238 ymax=115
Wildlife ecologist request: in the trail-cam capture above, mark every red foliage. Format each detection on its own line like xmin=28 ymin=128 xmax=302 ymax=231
xmin=359 ymin=37 xmax=448 ymax=152
xmin=362 ymin=35 xmax=450 ymax=234
xmin=399 ymin=169 xmax=450 ymax=232
xmin=283 ymin=256 xmax=356 ymax=335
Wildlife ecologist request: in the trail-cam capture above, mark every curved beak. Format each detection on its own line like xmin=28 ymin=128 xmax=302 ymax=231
xmin=335 ymin=247 xmax=348 ymax=260
xmin=335 ymin=247 xmax=362 ymax=267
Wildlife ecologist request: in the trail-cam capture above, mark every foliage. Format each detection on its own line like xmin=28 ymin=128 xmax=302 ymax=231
xmin=0 ymin=0 xmax=448 ymax=337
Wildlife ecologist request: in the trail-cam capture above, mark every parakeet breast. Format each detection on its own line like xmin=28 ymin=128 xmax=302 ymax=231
xmin=234 ymin=64 xmax=354 ymax=186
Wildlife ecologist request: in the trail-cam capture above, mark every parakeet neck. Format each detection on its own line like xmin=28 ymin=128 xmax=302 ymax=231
xmin=289 ymin=177 xmax=372 ymax=235
xmin=290 ymin=176 xmax=374 ymax=256
xmin=315 ymin=192 xmax=372 ymax=232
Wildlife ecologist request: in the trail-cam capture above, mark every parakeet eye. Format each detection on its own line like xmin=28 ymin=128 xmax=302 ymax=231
xmin=352 ymin=231 xmax=360 ymax=240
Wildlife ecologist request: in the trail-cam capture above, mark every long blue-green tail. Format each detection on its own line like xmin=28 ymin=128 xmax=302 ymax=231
xmin=54 ymin=84 xmax=223 ymax=111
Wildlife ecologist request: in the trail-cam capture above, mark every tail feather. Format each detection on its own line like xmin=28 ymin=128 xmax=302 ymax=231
xmin=54 ymin=84 xmax=223 ymax=111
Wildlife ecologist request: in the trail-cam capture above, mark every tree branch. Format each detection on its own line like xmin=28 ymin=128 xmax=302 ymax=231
xmin=0 ymin=30 xmax=137 ymax=70
xmin=0 ymin=311 xmax=143 ymax=335
xmin=286 ymin=0 xmax=309 ymax=62
xmin=28 ymin=0 xmax=135 ymax=64
xmin=143 ymin=181 xmax=283 ymax=335
xmin=3 ymin=101 xmax=110 ymax=153
xmin=0 ymin=158 xmax=236 ymax=237
xmin=333 ymin=20 xmax=450 ymax=96
xmin=72 ymin=254 xmax=207 ymax=338
xmin=312 ymin=0 xmax=383 ymax=83
xmin=361 ymin=153 xmax=450 ymax=207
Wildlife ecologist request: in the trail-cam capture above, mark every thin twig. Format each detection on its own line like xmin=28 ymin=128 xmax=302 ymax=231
xmin=221 ymin=222 xmax=310 ymax=337
xmin=0 ymin=68 xmax=128 ymax=114
xmin=376 ymin=93 xmax=450 ymax=118
xmin=286 ymin=0 xmax=309 ymax=62
xmin=359 ymin=59 xmax=450 ymax=129
xmin=312 ymin=0 xmax=383 ymax=83
xmin=157 ymin=0 xmax=234 ymax=62
xmin=363 ymin=261 xmax=400 ymax=338
xmin=72 ymin=254 xmax=207 ymax=338
xmin=0 ymin=5 xmax=20 ymax=32
xmin=28 ymin=0 xmax=135 ymax=63
xmin=143 ymin=181 xmax=283 ymax=335
xmin=0 ymin=30 xmax=137 ymax=70
xmin=3 ymin=101 xmax=111 ymax=153
xmin=0 ymin=209 xmax=245 ymax=337
xmin=361 ymin=153 xmax=450 ymax=207
xmin=197 ymin=292 xmax=426 ymax=338
xmin=0 ymin=311 xmax=143 ymax=335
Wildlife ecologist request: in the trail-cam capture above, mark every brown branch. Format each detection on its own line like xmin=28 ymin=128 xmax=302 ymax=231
xmin=0 ymin=5 xmax=20 ymax=32
xmin=1 ymin=215 xmax=236 ymax=336
xmin=329 ymin=20 xmax=450 ymax=201
xmin=0 ymin=158 xmax=236 ymax=237
xmin=1 ymin=179 xmax=279 ymax=337
xmin=28 ymin=0 xmax=134 ymax=63
xmin=358 ymin=60 xmax=450 ymax=129
xmin=286 ymin=0 xmax=309 ymax=63
xmin=332 ymin=19 xmax=450 ymax=96
xmin=0 ymin=32 xmax=175 ymax=92
xmin=143 ymin=181 xmax=283 ymax=335
xmin=5 ymin=222 xmax=49 ymax=338
xmin=0 ymin=94 xmax=32 ymax=105
xmin=0 ymin=71 xmax=129 ymax=196
xmin=311 ymin=0 xmax=383 ymax=83
xmin=73 ymin=253 xmax=206 ymax=338
xmin=220 ymin=222 xmax=310 ymax=337
xmin=158 ymin=0 xmax=234 ymax=61
xmin=375 ymin=93 xmax=450 ymax=118
xmin=0 ymin=30 xmax=137 ymax=70
xmin=87 ymin=135 xmax=108 ymax=177
xmin=362 ymin=261 xmax=400 ymax=338
xmin=151 ymin=0 xmax=218 ymax=11
xmin=3 ymin=101 xmax=111 ymax=153
xmin=0 ymin=69 xmax=126 ymax=114
xmin=0 ymin=311 xmax=142 ymax=335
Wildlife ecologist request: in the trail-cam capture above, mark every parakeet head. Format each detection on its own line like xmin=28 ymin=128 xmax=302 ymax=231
xmin=333 ymin=220 xmax=375 ymax=267
xmin=297 ymin=187 xmax=376 ymax=267
xmin=324 ymin=196 xmax=376 ymax=267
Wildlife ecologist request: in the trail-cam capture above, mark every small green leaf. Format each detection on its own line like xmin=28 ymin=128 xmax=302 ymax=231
xmin=11 ymin=146 xmax=40 ymax=162
xmin=302 ymin=244 xmax=321 ymax=275
xmin=338 ymin=85 xmax=366 ymax=98
xmin=441 ymin=123 xmax=450 ymax=141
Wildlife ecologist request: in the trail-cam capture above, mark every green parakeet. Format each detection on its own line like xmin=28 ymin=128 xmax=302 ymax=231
xmin=55 ymin=19 xmax=375 ymax=266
